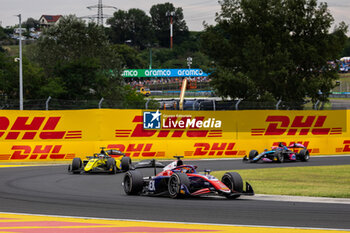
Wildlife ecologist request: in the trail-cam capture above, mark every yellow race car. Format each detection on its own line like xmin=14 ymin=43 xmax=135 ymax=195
xmin=69 ymin=147 xmax=132 ymax=174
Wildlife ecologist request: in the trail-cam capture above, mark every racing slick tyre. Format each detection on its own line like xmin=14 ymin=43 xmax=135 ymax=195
xmin=71 ymin=157 xmax=82 ymax=174
xmin=221 ymin=172 xmax=243 ymax=199
xmin=249 ymin=150 xmax=258 ymax=160
xmin=106 ymin=158 xmax=117 ymax=174
xmin=123 ymin=170 xmax=143 ymax=195
xmin=168 ymin=173 xmax=190 ymax=199
xmin=121 ymin=156 xmax=132 ymax=171
xmin=298 ymin=149 xmax=310 ymax=162
xmin=274 ymin=151 xmax=284 ymax=163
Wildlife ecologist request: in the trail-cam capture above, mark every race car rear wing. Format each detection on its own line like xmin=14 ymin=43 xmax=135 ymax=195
xmin=134 ymin=159 xmax=165 ymax=175
xmin=134 ymin=159 xmax=165 ymax=169
xmin=106 ymin=149 xmax=125 ymax=156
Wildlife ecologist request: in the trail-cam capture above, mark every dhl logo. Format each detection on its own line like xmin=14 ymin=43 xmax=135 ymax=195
xmin=115 ymin=116 xmax=222 ymax=138
xmin=107 ymin=143 xmax=165 ymax=157
xmin=0 ymin=145 xmax=75 ymax=160
xmin=0 ymin=116 xmax=82 ymax=140
xmin=336 ymin=140 xmax=350 ymax=153
xmin=272 ymin=141 xmax=319 ymax=153
xmin=251 ymin=115 xmax=342 ymax=136
xmin=185 ymin=142 xmax=246 ymax=157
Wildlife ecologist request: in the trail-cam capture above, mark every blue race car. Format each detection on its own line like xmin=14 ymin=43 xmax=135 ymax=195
xmin=243 ymin=142 xmax=310 ymax=163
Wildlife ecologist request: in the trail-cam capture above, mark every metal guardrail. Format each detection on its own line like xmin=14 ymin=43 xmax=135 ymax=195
xmin=0 ymin=98 xmax=147 ymax=110
xmin=151 ymin=90 xmax=215 ymax=97
xmin=151 ymin=99 xmax=330 ymax=110
xmin=1 ymin=98 xmax=349 ymax=110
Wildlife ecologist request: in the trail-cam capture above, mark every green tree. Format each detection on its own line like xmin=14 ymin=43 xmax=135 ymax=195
xmin=22 ymin=17 xmax=40 ymax=30
xmin=29 ymin=15 xmax=145 ymax=106
xmin=0 ymin=26 xmax=7 ymax=41
xmin=0 ymin=50 xmax=49 ymax=100
xmin=0 ymin=50 xmax=17 ymax=99
xmin=22 ymin=57 xmax=47 ymax=99
xmin=0 ymin=26 xmax=10 ymax=49
xmin=340 ymin=37 xmax=350 ymax=57
xmin=150 ymin=2 xmax=189 ymax=47
xmin=110 ymin=44 xmax=146 ymax=68
xmin=201 ymin=0 xmax=348 ymax=108
xmin=107 ymin=9 xmax=155 ymax=49
xmin=53 ymin=58 xmax=107 ymax=99
xmin=32 ymin=15 xmax=112 ymax=74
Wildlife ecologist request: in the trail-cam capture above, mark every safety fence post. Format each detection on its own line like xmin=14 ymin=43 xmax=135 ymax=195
xmin=276 ymin=100 xmax=282 ymax=110
xmin=98 ymin=98 xmax=104 ymax=109
xmin=145 ymin=99 xmax=150 ymax=109
xmin=235 ymin=99 xmax=242 ymax=110
xmin=45 ymin=96 xmax=51 ymax=110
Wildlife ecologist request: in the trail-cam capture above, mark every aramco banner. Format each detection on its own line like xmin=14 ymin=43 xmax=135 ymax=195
xmin=0 ymin=109 xmax=348 ymax=162
xmin=122 ymin=69 xmax=209 ymax=78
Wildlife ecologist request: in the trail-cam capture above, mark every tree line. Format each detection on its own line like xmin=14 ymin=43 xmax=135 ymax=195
xmin=0 ymin=0 xmax=349 ymax=109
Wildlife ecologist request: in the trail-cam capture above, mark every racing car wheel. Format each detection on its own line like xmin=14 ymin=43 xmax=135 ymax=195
xmin=123 ymin=170 xmax=143 ymax=195
xmin=221 ymin=172 xmax=243 ymax=199
xmin=121 ymin=156 xmax=132 ymax=171
xmin=168 ymin=173 xmax=190 ymax=199
xmin=249 ymin=150 xmax=258 ymax=160
xmin=298 ymin=149 xmax=310 ymax=162
xmin=106 ymin=158 xmax=117 ymax=174
xmin=71 ymin=157 xmax=82 ymax=174
xmin=274 ymin=151 xmax=284 ymax=163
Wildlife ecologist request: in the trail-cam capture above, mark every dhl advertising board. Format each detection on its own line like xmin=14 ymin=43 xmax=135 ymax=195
xmin=0 ymin=109 xmax=348 ymax=162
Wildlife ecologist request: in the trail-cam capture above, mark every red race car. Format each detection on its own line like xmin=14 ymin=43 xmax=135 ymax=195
xmin=122 ymin=156 xmax=254 ymax=199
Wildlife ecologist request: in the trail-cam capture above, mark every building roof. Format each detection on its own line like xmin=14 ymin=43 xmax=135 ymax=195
xmin=41 ymin=15 xmax=62 ymax=23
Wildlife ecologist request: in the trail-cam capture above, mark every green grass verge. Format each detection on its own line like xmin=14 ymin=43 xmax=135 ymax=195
xmin=3 ymin=45 xmax=19 ymax=56
xmin=334 ymin=73 xmax=350 ymax=92
xmin=3 ymin=44 xmax=33 ymax=57
xmin=212 ymin=165 xmax=350 ymax=198
xmin=339 ymin=73 xmax=350 ymax=79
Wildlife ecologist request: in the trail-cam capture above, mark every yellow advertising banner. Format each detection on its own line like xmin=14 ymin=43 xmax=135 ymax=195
xmin=0 ymin=109 xmax=348 ymax=162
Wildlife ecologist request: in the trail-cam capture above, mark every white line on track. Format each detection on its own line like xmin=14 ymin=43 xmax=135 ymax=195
xmin=241 ymin=194 xmax=350 ymax=205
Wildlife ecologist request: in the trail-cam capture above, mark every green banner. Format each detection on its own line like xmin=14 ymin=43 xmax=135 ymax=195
xmin=122 ymin=69 xmax=208 ymax=78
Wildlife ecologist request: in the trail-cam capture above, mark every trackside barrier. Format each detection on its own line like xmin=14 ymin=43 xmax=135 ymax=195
xmin=0 ymin=109 xmax=348 ymax=162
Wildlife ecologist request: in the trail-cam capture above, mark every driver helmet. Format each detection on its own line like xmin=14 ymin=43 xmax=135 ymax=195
xmin=99 ymin=154 xmax=104 ymax=159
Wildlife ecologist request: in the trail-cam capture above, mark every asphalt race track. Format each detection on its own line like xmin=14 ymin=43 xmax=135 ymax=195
xmin=0 ymin=156 xmax=350 ymax=230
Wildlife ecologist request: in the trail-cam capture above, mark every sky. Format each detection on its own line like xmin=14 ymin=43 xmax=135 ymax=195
xmin=0 ymin=0 xmax=350 ymax=34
